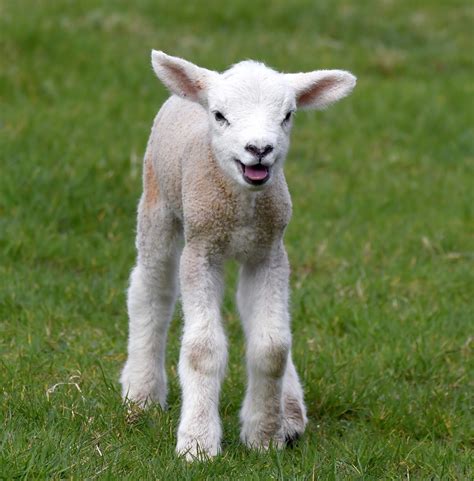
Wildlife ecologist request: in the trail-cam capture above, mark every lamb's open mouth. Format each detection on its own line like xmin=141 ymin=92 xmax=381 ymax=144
xmin=236 ymin=160 xmax=270 ymax=186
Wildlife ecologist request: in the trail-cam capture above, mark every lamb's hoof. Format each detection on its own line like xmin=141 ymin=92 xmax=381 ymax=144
xmin=284 ymin=431 xmax=301 ymax=447
xmin=280 ymin=396 xmax=307 ymax=446
xmin=120 ymin=368 xmax=168 ymax=412
xmin=176 ymin=433 xmax=221 ymax=462
xmin=240 ymin=417 xmax=286 ymax=451
xmin=242 ymin=435 xmax=286 ymax=451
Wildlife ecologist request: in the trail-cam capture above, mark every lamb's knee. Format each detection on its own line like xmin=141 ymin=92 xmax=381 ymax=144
xmin=129 ymin=262 xmax=176 ymax=300
xmin=248 ymin=335 xmax=290 ymax=378
xmin=180 ymin=335 xmax=227 ymax=379
xmin=127 ymin=266 xmax=150 ymax=317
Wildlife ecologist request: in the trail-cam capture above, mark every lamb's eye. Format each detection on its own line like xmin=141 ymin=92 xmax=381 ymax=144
xmin=214 ymin=111 xmax=228 ymax=124
xmin=283 ymin=111 xmax=293 ymax=123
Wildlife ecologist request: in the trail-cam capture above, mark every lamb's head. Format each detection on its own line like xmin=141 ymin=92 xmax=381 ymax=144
xmin=151 ymin=51 xmax=356 ymax=190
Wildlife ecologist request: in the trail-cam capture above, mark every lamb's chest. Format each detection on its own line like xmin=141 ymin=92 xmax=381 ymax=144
xmin=228 ymin=222 xmax=277 ymax=263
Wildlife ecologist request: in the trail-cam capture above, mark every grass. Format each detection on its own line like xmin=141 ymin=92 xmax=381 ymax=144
xmin=1 ymin=0 xmax=473 ymax=478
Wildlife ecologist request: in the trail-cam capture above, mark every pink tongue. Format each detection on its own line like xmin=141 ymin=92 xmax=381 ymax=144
xmin=244 ymin=164 xmax=268 ymax=181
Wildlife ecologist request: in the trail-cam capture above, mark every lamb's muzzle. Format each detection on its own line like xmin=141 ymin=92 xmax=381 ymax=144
xmin=120 ymin=50 xmax=356 ymax=461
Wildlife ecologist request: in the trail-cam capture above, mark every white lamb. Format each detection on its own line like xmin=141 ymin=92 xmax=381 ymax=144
xmin=120 ymin=51 xmax=356 ymax=460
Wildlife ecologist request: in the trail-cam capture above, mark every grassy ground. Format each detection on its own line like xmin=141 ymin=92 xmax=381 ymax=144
xmin=1 ymin=0 xmax=473 ymax=478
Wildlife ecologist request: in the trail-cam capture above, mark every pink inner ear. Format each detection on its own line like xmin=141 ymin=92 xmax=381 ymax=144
xmin=165 ymin=62 xmax=202 ymax=98
xmin=298 ymin=76 xmax=338 ymax=106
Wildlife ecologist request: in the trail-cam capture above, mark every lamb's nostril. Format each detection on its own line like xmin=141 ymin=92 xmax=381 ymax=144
xmin=245 ymin=144 xmax=259 ymax=156
xmin=245 ymin=144 xmax=274 ymax=159
xmin=262 ymin=144 xmax=274 ymax=156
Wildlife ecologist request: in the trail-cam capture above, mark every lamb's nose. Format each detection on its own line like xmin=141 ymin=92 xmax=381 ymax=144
xmin=245 ymin=144 xmax=274 ymax=160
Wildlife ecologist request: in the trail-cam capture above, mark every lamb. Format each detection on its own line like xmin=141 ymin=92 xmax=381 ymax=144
xmin=120 ymin=51 xmax=356 ymax=461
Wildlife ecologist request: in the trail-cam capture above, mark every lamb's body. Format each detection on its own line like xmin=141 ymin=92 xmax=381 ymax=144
xmin=120 ymin=52 xmax=355 ymax=460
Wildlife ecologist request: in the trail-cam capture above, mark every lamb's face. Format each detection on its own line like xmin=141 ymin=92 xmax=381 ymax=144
xmin=207 ymin=63 xmax=295 ymax=190
xmin=151 ymin=51 xmax=356 ymax=190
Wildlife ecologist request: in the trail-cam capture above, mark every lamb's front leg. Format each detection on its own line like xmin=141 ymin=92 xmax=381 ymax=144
xmin=237 ymin=243 xmax=307 ymax=449
xmin=176 ymin=245 xmax=227 ymax=461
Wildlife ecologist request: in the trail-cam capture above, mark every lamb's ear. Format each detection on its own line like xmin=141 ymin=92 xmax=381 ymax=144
xmin=286 ymin=70 xmax=356 ymax=110
xmin=151 ymin=50 xmax=216 ymax=105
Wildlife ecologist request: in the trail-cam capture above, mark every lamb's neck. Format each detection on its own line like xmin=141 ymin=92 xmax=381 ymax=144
xmin=206 ymin=149 xmax=259 ymax=207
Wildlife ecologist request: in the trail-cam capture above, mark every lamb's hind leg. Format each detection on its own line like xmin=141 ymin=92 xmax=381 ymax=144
xmin=120 ymin=193 xmax=182 ymax=409
xmin=237 ymin=243 xmax=307 ymax=448
xmin=281 ymin=356 xmax=307 ymax=443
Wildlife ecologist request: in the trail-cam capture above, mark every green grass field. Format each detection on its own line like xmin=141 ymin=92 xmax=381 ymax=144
xmin=1 ymin=0 xmax=473 ymax=478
